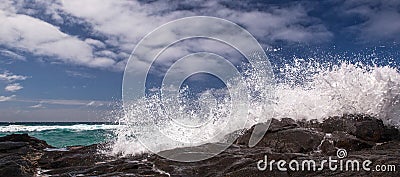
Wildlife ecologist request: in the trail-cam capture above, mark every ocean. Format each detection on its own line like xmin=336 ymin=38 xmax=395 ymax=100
xmin=0 ymin=122 xmax=118 ymax=147
xmin=1 ymin=58 xmax=399 ymax=155
xmin=111 ymin=60 xmax=400 ymax=156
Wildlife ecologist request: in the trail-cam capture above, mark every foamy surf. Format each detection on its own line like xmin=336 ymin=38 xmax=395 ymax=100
xmin=0 ymin=124 xmax=120 ymax=132
xmin=270 ymin=61 xmax=400 ymax=124
xmin=111 ymin=60 xmax=400 ymax=156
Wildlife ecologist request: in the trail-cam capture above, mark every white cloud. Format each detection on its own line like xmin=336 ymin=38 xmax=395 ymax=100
xmin=35 ymin=99 xmax=95 ymax=106
xmin=1 ymin=0 xmax=332 ymax=71
xmin=340 ymin=0 xmax=400 ymax=41
xmin=85 ymin=38 xmax=106 ymax=49
xmin=0 ymin=8 xmax=115 ymax=69
xmin=0 ymin=71 xmax=28 ymax=82
xmin=0 ymin=71 xmax=27 ymax=95
xmin=59 ymin=0 xmax=331 ymax=47
xmin=0 ymin=0 xmax=16 ymax=13
xmin=57 ymin=0 xmax=332 ymax=73
xmin=86 ymin=101 xmax=104 ymax=107
xmin=0 ymin=108 xmax=109 ymax=122
xmin=66 ymin=70 xmax=95 ymax=79
xmin=0 ymin=50 xmax=26 ymax=61
xmin=30 ymin=103 xmax=45 ymax=109
xmin=0 ymin=95 xmax=15 ymax=102
xmin=13 ymin=98 xmax=109 ymax=107
xmin=215 ymin=6 xmax=332 ymax=43
xmin=60 ymin=0 xmax=180 ymax=53
xmin=5 ymin=83 xmax=23 ymax=92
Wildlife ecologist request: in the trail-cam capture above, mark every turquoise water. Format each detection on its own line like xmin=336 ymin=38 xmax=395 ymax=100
xmin=0 ymin=122 xmax=117 ymax=147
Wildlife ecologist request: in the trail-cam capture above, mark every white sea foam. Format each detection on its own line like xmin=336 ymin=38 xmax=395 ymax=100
xmin=111 ymin=59 xmax=400 ymax=156
xmin=270 ymin=60 xmax=400 ymax=124
xmin=0 ymin=124 xmax=120 ymax=132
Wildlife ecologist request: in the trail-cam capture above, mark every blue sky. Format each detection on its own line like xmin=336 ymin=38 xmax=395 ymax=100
xmin=0 ymin=0 xmax=400 ymax=121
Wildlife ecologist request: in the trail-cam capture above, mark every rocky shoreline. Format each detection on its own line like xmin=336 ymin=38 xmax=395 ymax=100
xmin=1 ymin=114 xmax=399 ymax=176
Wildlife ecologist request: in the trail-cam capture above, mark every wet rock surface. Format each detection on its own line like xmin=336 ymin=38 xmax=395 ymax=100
xmin=0 ymin=134 xmax=51 ymax=177
xmin=0 ymin=114 xmax=399 ymax=177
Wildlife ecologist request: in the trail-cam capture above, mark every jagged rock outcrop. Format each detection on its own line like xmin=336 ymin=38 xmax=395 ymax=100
xmin=0 ymin=114 xmax=399 ymax=176
xmin=0 ymin=134 xmax=51 ymax=177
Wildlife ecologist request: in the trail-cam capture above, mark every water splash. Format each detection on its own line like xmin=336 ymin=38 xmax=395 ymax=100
xmin=110 ymin=58 xmax=400 ymax=156
xmin=270 ymin=60 xmax=400 ymax=124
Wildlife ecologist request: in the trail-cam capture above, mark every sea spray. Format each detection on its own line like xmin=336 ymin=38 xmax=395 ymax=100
xmin=270 ymin=60 xmax=400 ymax=124
xmin=111 ymin=59 xmax=400 ymax=156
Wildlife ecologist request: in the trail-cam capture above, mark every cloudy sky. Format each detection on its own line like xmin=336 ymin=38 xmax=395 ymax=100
xmin=1 ymin=0 xmax=400 ymax=122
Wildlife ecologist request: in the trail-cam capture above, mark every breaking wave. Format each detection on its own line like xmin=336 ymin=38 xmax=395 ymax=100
xmin=0 ymin=124 xmax=119 ymax=132
xmin=111 ymin=58 xmax=400 ymax=156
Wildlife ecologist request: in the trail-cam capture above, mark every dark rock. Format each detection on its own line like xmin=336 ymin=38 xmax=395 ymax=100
xmin=382 ymin=125 xmax=400 ymax=141
xmin=0 ymin=134 xmax=51 ymax=177
xmin=234 ymin=118 xmax=301 ymax=147
xmin=38 ymin=144 xmax=101 ymax=169
xmin=319 ymin=139 xmax=336 ymax=155
xmin=331 ymin=131 xmax=374 ymax=151
xmin=317 ymin=133 xmax=336 ymax=155
xmin=0 ymin=141 xmax=28 ymax=151
xmin=0 ymin=133 xmax=51 ymax=149
xmin=235 ymin=118 xmax=321 ymax=153
xmin=0 ymin=159 xmax=34 ymax=177
xmin=1 ymin=115 xmax=399 ymax=176
xmin=319 ymin=115 xmax=358 ymax=134
xmin=373 ymin=141 xmax=400 ymax=150
xmin=354 ymin=118 xmax=386 ymax=142
xmin=319 ymin=114 xmax=397 ymax=143
xmin=152 ymin=144 xmax=302 ymax=177
xmin=222 ymin=128 xmax=246 ymax=143
xmin=264 ymin=128 xmax=324 ymax=153
xmin=37 ymin=143 xmax=168 ymax=176
xmin=268 ymin=118 xmax=299 ymax=132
